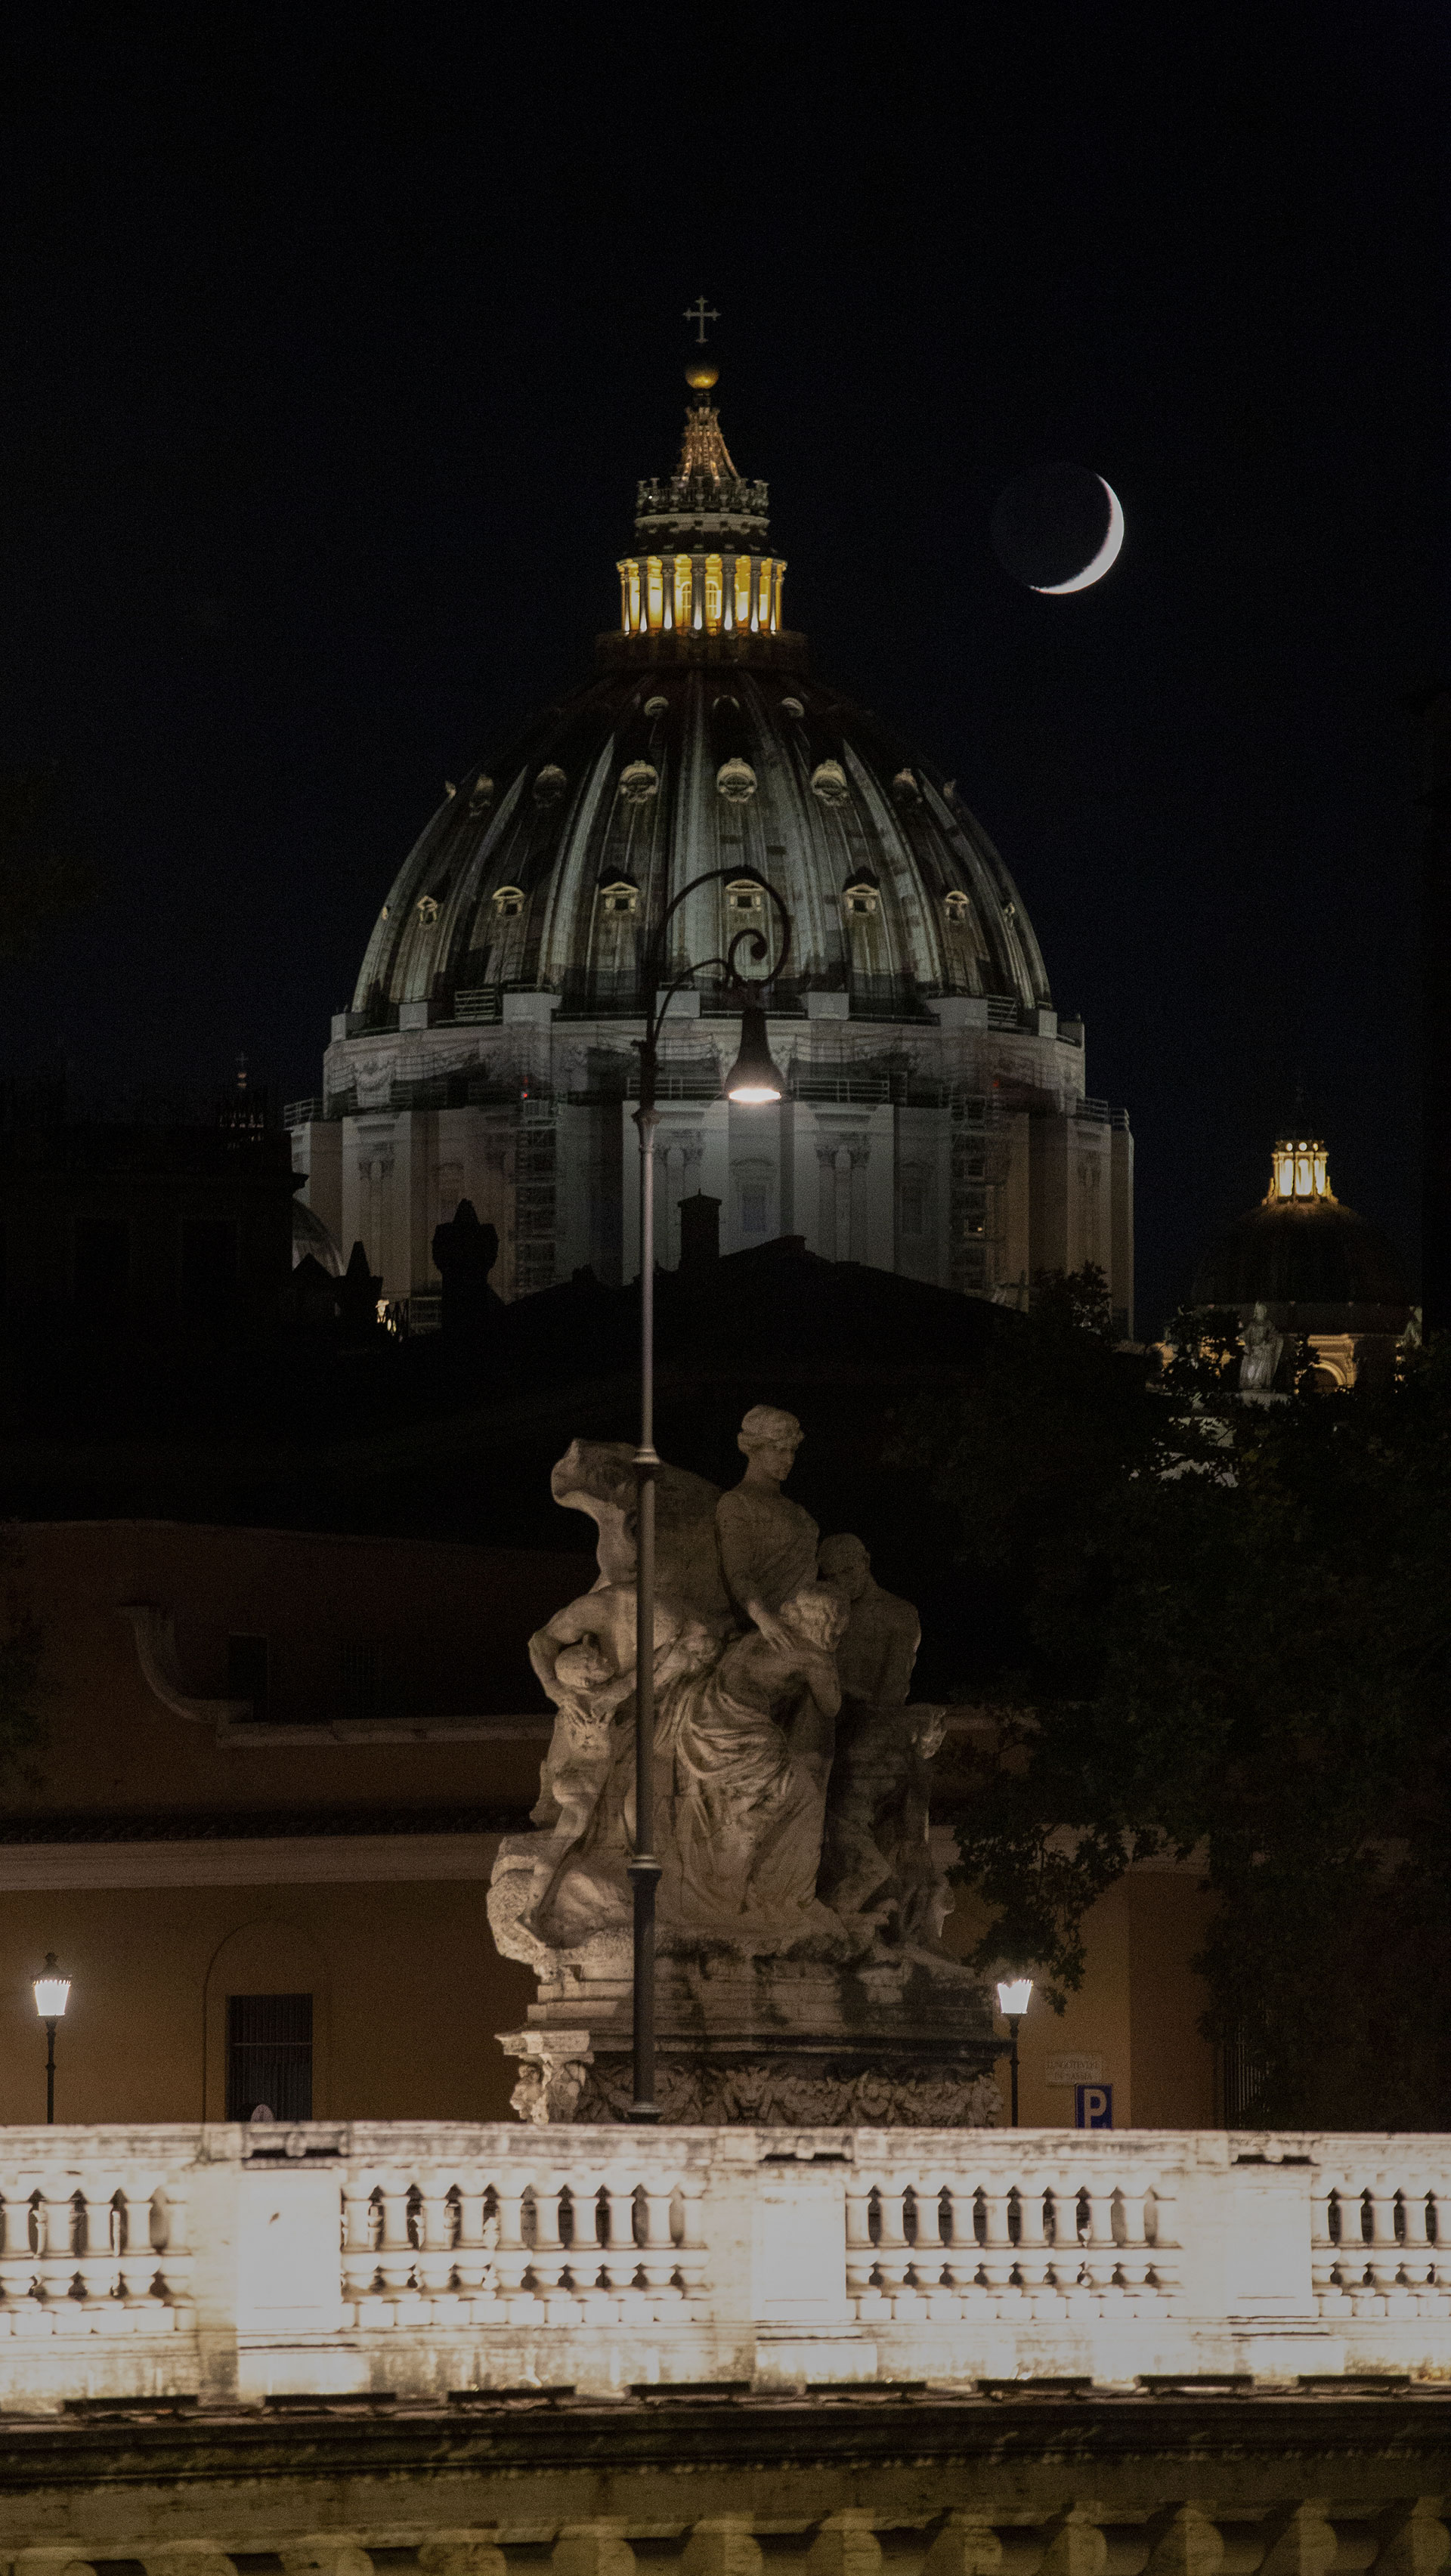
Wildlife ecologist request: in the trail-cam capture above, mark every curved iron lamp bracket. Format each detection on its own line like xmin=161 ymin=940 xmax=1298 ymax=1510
xmin=637 ymin=868 xmax=793 ymax=1077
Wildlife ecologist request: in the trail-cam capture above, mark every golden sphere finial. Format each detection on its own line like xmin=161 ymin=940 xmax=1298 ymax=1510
xmin=685 ymin=355 xmax=719 ymax=391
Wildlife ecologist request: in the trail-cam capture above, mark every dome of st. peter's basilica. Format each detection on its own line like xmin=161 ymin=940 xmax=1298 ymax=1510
xmin=290 ymin=371 xmax=1133 ymax=1327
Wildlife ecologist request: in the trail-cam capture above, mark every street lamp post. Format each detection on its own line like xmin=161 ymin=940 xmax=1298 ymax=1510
xmin=628 ymin=871 xmax=791 ymax=2124
xmin=32 ymin=1952 xmax=71 ymax=2124
xmin=995 ymin=1975 xmax=1034 ymax=2128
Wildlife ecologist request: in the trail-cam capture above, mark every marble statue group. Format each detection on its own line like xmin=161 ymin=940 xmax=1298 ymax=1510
xmin=489 ymin=1406 xmax=948 ymax=1976
xmin=489 ymin=1408 xmax=998 ymax=2126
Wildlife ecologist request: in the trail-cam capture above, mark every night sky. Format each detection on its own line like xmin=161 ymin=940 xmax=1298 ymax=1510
xmin=3 ymin=5 xmax=1447 ymax=1333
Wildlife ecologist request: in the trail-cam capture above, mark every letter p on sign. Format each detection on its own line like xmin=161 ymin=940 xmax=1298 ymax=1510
xmin=1075 ymin=2083 xmax=1113 ymax=2129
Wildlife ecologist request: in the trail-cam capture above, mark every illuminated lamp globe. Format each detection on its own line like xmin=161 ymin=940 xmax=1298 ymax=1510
xmin=685 ymin=357 xmax=719 ymax=390
xmin=33 ymin=1953 xmax=70 ymax=2020
xmin=724 ymin=1000 xmax=783 ymax=1103
xmin=996 ymin=1975 xmax=1033 ymax=2017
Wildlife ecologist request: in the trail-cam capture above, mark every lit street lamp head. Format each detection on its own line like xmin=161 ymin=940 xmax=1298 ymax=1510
xmin=33 ymin=1953 xmax=70 ymax=2021
xmin=725 ymin=1000 xmax=783 ymax=1103
xmin=995 ymin=1974 xmax=1032 ymax=2129
xmin=34 ymin=1951 xmax=69 ymax=2125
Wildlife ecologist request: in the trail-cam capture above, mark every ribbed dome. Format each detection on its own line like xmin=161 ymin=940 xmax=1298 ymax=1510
xmin=1193 ymin=1136 xmax=1409 ymax=1316
xmin=352 ymin=669 xmax=1051 ymax=1025
xmin=1193 ymin=1198 xmax=1409 ymax=1309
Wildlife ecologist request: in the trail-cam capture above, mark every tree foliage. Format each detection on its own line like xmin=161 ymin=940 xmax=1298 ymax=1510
xmin=896 ymin=1273 xmax=1451 ymax=2127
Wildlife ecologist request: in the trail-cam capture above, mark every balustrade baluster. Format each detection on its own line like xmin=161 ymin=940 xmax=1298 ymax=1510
xmin=531 ymin=2179 xmax=567 ymax=2295
xmin=376 ymin=2182 xmax=414 ymax=2293
xmin=418 ymin=2186 xmax=454 ymax=2293
xmin=846 ymin=2182 xmax=879 ymax=2309
xmin=493 ymin=2185 xmax=531 ymax=2298
xmin=452 ymin=2185 xmax=487 ymax=2290
xmin=1400 ymin=2185 xmax=1432 ymax=2283
xmin=873 ymin=2179 xmax=910 ymax=2300
xmin=1145 ymin=2182 xmax=1180 ymax=2293
xmin=637 ymin=2183 xmax=679 ymax=2294
xmin=979 ymin=2182 xmax=1014 ymax=2296
xmin=1310 ymin=2182 xmax=1341 ymax=2305
xmin=342 ymin=2186 xmax=377 ymax=2304
xmin=1340 ymin=2180 xmax=1372 ymax=2296
xmin=567 ymin=2177 xmax=607 ymax=2305
xmin=1009 ymin=2171 xmax=1048 ymax=2302
xmin=674 ymin=2179 xmax=710 ymax=2299
xmin=1366 ymin=2179 xmax=1402 ymax=2293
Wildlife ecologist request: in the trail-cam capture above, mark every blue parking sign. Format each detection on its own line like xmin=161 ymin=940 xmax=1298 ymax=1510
xmin=1075 ymin=2083 xmax=1113 ymax=2129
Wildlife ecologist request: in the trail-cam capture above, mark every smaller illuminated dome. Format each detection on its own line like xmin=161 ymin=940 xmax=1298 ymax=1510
xmin=1191 ymin=1127 xmax=1412 ymax=1389
xmin=1193 ymin=1132 xmax=1409 ymax=1313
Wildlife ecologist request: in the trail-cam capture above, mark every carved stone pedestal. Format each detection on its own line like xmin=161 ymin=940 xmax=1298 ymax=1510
xmin=506 ymin=1949 xmax=1001 ymax=2128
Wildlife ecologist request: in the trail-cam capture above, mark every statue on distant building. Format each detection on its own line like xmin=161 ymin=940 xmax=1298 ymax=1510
xmin=1239 ymin=1299 xmax=1284 ymax=1393
xmin=432 ymin=1198 xmax=503 ymax=1343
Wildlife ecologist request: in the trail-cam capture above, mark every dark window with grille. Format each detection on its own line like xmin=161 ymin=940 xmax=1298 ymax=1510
xmin=226 ymin=1634 xmax=269 ymax=1720
xmin=74 ymin=1216 xmax=129 ymax=1314
xmin=225 ymin=1993 xmax=313 ymax=2121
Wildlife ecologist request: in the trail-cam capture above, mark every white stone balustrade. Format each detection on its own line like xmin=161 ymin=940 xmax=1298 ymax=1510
xmin=0 ymin=2123 xmax=1447 ymax=2407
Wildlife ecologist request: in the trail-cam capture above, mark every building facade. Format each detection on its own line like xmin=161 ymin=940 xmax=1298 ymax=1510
xmin=289 ymin=372 xmax=1133 ymax=1329
xmin=0 ymin=1519 xmax=1211 ymax=2132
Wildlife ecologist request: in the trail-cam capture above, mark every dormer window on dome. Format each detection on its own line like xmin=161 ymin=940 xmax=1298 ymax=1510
xmin=598 ymin=878 xmax=639 ymax=917
xmin=617 ymin=759 xmax=659 ymax=806
xmin=1268 ymin=1136 xmax=1332 ymax=1204
xmin=843 ymin=880 xmax=880 ymax=918
xmin=617 ymin=372 xmax=785 ymax=647
xmin=726 ymin=877 xmax=764 ymax=915
xmin=944 ymin=890 xmax=970 ymax=923
xmin=416 ymin=895 xmax=440 ymax=926
xmin=492 ymin=885 xmax=524 ymax=919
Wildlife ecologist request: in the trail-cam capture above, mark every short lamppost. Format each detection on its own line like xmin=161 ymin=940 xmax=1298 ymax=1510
xmin=629 ymin=869 xmax=792 ymax=2124
xmin=995 ymin=1975 xmax=1034 ymax=2128
xmin=32 ymin=1952 xmax=71 ymax=2124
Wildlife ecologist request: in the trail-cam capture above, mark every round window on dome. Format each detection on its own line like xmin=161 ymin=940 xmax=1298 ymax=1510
xmin=533 ymin=764 xmax=568 ymax=806
xmin=811 ymin=759 xmax=850 ymax=808
xmin=781 ymin=697 xmax=805 ymax=718
xmin=617 ymin=759 xmax=659 ymax=806
xmin=717 ymin=758 xmax=757 ymax=805
xmin=643 ymin=694 xmax=670 ymax=718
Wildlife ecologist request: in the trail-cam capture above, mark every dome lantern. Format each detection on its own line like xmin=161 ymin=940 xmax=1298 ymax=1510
xmin=617 ymin=367 xmax=786 ymax=654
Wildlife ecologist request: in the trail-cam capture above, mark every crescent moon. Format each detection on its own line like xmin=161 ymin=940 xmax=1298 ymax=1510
xmin=1032 ymin=478 xmax=1125 ymax=594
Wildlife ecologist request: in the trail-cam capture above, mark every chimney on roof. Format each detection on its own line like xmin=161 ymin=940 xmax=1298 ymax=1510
xmin=678 ymin=1192 xmax=721 ymax=1273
